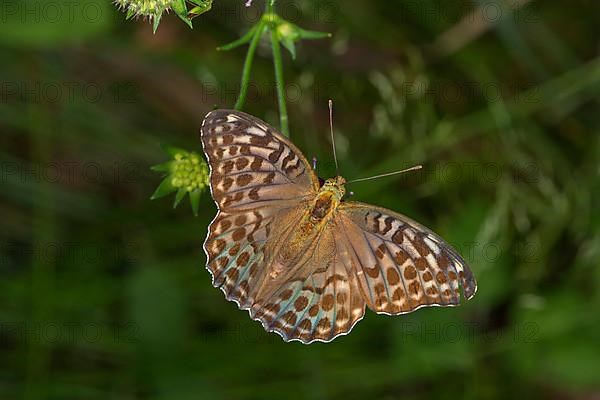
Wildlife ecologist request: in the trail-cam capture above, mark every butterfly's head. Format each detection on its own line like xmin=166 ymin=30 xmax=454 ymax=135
xmin=321 ymin=176 xmax=347 ymax=200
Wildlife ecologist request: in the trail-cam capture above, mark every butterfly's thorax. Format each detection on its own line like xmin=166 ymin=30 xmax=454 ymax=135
xmin=303 ymin=176 xmax=346 ymax=231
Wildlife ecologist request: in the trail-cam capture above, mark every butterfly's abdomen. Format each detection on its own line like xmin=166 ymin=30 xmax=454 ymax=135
xmin=273 ymin=190 xmax=339 ymax=271
xmin=282 ymin=193 xmax=336 ymax=256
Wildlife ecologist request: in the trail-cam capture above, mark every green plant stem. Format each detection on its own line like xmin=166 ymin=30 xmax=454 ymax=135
xmin=235 ymin=0 xmax=289 ymax=136
xmin=266 ymin=0 xmax=274 ymax=13
xmin=234 ymin=21 xmax=265 ymax=110
xmin=264 ymin=0 xmax=289 ymax=136
xmin=270 ymin=28 xmax=289 ymax=136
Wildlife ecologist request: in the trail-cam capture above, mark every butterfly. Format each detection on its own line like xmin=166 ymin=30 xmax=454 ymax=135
xmin=200 ymin=109 xmax=477 ymax=344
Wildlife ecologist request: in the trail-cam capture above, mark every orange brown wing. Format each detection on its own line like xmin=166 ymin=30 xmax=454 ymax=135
xmin=249 ymin=223 xmax=366 ymax=343
xmin=201 ymin=110 xmax=318 ymax=309
xmin=337 ymin=202 xmax=477 ymax=314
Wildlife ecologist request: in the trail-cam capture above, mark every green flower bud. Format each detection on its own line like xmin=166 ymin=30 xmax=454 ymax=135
xmin=114 ymin=0 xmax=174 ymax=20
xmin=152 ymin=147 xmax=209 ymax=215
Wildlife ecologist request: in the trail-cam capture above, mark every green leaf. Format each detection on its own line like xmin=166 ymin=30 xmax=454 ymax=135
xmin=173 ymin=188 xmax=187 ymax=208
xmin=126 ymin=8 xmax=137 ymax=20
xmin=172 ymin=0 xmax=194 ymax=29
xmin=150 ymin=161 xmax=175 ymax=173
xmin=151 ymin=177 xmax=177 ymax=200
xmin=189 ymin=189 xmax=201 ymax=216
xmin=152 ymin=14 xmax=162 ymax=34
xmin=218 ymin=23 xmax=261 ymax=51
xmin=188 ymin=0 xmax=213 ymax=18
xmin=189 ymin=0 xmax=213 ymax=8
xmin=172 ymin=0 xmax=187 ymax=15
xmin=177 ymin=14 xmax=194 ymax=29
xmin=273 ymin=19 xmax=330 ymax=59
xmin=281 ymin=37 xmax=296 ymax=60
xmin=296 ymin=27 xmax=331 ymax=40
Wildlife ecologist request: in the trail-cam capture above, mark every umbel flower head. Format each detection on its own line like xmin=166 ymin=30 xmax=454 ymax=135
xmin=151 ymin=146 xmax=209 ymax=216
xmin=114 ymin=0 xmax=213 ymax=33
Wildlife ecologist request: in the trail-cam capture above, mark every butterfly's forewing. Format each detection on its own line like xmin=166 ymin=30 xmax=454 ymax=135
xmin=201 ymin=110 xmax=319 ymax=309
xmin=250 ymin=225 xmax=366 ymax=343
xmin=337 ymin=202 xmax=477 ymax=314
xmin=201 ymin=110 xmax=319 ymax=211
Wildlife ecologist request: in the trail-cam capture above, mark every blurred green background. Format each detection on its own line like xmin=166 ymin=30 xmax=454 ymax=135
xmin=1 ymin=0 xmax=599 ymax=399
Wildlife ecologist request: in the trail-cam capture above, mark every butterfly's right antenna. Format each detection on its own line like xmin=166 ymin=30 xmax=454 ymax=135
xmin=329 ymin=99 xmax=340 ymax=176
xmin=347 ymin=165 xmax=423 ymax=184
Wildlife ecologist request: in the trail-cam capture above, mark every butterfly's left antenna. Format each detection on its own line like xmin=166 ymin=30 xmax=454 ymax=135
xmin=329 ymin=99 xmax=340 ymax=176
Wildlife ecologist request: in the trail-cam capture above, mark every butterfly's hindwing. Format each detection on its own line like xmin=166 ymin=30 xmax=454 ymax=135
xmin=206 ymin=208 xmax=273 ymax=308
xmin=338 ymin=202 xmax=477 ymax=314
xmin=250 ymin=226 xmax=366 ymax=343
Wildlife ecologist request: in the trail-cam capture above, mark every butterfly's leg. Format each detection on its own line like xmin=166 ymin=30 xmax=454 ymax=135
xmin=312 ymin=156 xmax=317 ymax=170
